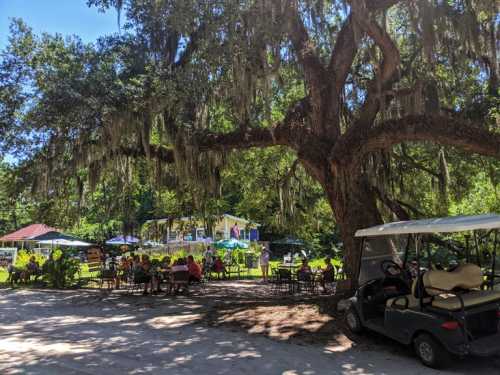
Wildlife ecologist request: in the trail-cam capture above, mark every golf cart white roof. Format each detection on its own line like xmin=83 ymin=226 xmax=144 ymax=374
xmin=355 ymin=214 xmax=500 ymax=238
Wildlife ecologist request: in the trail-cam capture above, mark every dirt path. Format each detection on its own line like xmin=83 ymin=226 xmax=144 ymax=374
xmin=0 ymin=282 xmax=497 ymax=374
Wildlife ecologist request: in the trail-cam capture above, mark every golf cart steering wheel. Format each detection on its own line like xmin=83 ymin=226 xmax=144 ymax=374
xmin=380 ymin=260 xmax=403 ymax=277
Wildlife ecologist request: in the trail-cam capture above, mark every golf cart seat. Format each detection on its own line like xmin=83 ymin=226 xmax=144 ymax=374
xmin=430 ymin=290 xmax=500 ymax=311
xmin=424 ymin=264 xmax=483 ymax=293
xmin=423 ymin=264 xmax=500 ymax=310
xmin=386 ymin=264 xmax=500 ymax=310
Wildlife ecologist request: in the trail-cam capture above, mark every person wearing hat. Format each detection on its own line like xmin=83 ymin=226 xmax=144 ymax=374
xmin=259 ymin=246 xmax=270 ymax=282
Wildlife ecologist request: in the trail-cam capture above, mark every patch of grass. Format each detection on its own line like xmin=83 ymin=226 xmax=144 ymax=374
xmin=0 ymin=269 xmax=8 ymax=283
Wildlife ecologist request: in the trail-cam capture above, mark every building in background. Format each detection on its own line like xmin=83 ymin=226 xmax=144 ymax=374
xmin=143 ymin=214 xmax=259 ymax=244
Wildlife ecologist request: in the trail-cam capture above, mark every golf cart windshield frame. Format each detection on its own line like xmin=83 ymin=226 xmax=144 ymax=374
xmin=355 ymin=214 xmax=500 ymax=294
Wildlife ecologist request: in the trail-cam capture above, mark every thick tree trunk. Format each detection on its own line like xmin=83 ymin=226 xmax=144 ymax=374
xmin=301 ymin=156 xmax=384 ymax=291
xmin=326 ymin=166 xmax=384 ymax=289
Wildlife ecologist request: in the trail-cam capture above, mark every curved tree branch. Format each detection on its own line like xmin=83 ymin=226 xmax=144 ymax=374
xmin=332 ymin=114 xmax=500 ymax=167
xmin=329 ymin=15 xmax=360 ymax=96
xmin=120 ymin=97 xmax=311 ymax=164
xmin=329 ymin=1 xmax=403 ymax=96
xmin=196 ymin=97 xmax=310 ymax=152
xmin=351 ymin=1 xmax=401 ymax=127
xmin=285 ymin=0 xmax=330 ymax=137
xmin=285 ymin=1 xmax=326 ymax=94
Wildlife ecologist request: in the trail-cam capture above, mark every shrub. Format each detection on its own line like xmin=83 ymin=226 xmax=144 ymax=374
xmin=42 ymin=248 xmax=80 ymax=288
xmin=15 ymin=250 xmax=46 ymax=269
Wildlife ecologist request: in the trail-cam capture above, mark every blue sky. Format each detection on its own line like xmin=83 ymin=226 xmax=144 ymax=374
xmin=0 ymin=0 xmax=119 ymax=50
xmin=1 ymin=1 xmax=119 ymax=164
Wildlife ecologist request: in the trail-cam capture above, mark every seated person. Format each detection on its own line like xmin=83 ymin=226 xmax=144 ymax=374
xmin=161 ymin=256 xmax=172 ymax=269
xmin=24 ymin=256 xmax=41 ymax=282
xmin=7 ymin=264 xmax=22 ymax=285
xmin=171 ymin=258 xmax=188 ymax=272
xmin=213 ymin=256 xmax=226 ymax=278
xmin=115 ymin=256 xmax=131 ymax=289
xmin=187 ymin=255 xmax=202 ymax=283
xmin=152 ymin=256 xmax=171 ymax=293
xmin=297 ymin=258 xmax=311 ymax=280
xmin=320 ymin=257 xmax=335 ymax=292
xmin=133 ymin=254 xmax=152 ymax=295
xmin=169 ymin=258 xmax=189 ymax=293
xmin=131 ymin=255 xmax=141 ymax=271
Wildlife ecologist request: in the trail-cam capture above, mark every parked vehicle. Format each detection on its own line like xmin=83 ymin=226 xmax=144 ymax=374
xmin=345 ymin=214 xmax=500 ymax=368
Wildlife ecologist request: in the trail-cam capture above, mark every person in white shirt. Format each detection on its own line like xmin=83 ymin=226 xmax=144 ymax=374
xmin=259 ymin=246 xmax=270 ymax=282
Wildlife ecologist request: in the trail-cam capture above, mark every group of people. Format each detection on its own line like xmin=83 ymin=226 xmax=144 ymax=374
xmin=115 ymin=253 xmax=203 ymax=295
xmin=7 ymin=255 xmax=42 ymax=284
xmin=296 ymin=257 xmax=336 ymax=293
xmin=201 ymin=246 xmax=229 ymax=278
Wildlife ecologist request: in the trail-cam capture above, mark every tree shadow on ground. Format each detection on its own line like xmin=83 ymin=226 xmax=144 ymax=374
xmin=0 ymin=283 xmax=498 ymax=374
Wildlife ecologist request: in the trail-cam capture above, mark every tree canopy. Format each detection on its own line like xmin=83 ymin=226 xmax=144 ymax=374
xmin=0 ymin=0 xmax=498 ymax=281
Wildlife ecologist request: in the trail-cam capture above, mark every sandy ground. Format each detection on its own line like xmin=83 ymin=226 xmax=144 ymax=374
xmin=0 ymin=281 xmax=498 ymax=375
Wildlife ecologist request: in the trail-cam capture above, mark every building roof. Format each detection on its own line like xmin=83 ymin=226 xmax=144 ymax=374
xmin=145 ymin=213 xmax=260 ymax=226
xmin=0 ymin=224 xmax=58 ymax=242
xmin=355 ymin=214 xmax=500 ymax=237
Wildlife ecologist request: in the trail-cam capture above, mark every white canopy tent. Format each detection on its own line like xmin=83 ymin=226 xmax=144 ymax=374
xmin=355 ymin=214 xmax=500 ymax=238
xmin=37 ymin=239 xmax=93 ymax=247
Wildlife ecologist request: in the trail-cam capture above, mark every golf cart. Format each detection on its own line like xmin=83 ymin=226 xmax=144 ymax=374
xmin=345 ymin=214 xmax=500 ymax=368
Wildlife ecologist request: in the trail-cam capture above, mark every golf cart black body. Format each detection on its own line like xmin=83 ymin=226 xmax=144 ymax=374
xmin=345 ymin=214 xmax=500 ymax=368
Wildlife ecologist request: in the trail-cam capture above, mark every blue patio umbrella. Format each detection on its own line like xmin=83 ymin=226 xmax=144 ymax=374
xmin=105 ymin=235 xmax=140 ymax=245
xmin=215 ymin=238 xmax=249 ymax=250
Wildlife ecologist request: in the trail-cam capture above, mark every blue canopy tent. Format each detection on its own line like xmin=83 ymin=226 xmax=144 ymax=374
xmin=105 ymin=235 xmax=140 ymax=245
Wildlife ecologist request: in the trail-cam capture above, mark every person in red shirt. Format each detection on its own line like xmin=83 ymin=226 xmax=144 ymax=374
xmin=187 ymin=255 xmax=202 ymax=283
xmin=213 ymin=256 xmax=226 ymax=279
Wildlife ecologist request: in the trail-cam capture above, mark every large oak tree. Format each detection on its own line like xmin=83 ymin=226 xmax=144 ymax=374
xmin=1 ymin=0 xmax=499 ymax=284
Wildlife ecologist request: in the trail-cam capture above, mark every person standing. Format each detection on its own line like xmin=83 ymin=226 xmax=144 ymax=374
xmin=230 ymin=223 xmax=240 ymax=239
xmin=259 ymin=246 xmax=270 ymax=282
xmin=204 ymin=245 xmax=214 ymax=257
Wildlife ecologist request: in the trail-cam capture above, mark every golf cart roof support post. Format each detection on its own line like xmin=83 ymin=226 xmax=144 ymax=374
xmin=425 ymin=238 xmax=432 ymax=269
xmin=357 ymin=237 xmax=366 ymax=289
xmin=415 ymin=234 xmax=422 ymax=311
xmin=473 ymin=231 xmax=482 ymax=268
xmin=491 ymin=230 xmax=498 ymax=289
xmin=465 ymin=235 xmax=471 ymax=263
xmin=402 ymin=234 xmax=411 ymax=269
xmin=493 ymin=230 xmax=498 ymax=261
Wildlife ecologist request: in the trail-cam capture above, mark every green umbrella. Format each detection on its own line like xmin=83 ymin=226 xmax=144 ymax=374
xmin=215 ymin=238 xmax=249 ymax=250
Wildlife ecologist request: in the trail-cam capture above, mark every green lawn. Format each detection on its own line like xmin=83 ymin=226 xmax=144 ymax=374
xmin=0 ymin=256 xmax=342 ymax=286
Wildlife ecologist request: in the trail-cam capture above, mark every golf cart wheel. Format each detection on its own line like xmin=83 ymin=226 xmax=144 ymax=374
xmin=345 ymin=306 xmax=363 ymax=333
xmin=414 ymin=333 xmax=450 ymax=369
